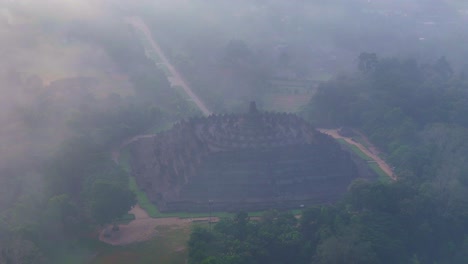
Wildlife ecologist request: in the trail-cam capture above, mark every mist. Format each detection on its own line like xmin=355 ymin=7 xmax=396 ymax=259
xmin=0 ymin=0 xmax=130 ymax=209
xmin=0 ymin=0 xmax=467 ymax=263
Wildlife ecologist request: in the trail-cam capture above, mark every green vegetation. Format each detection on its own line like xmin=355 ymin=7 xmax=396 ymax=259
xmin=368 ymin=163 xmax=391 ymax=183
xmin=172 ymin=85 xmax=188 ymax=97
xmin=171 ymin=85 xmax=203 ymax=115
xmin=262 ymin=93 xmax=312 ymax=113
xmin=299 ymin=53 xmax=468 ymax=264
xmin=129 ymin=176 xmax=159 ymax=218
xmin=189 ymin=178 xmax=468 ymax=264
xmin=336 ymin=138 xmax=373 ymax=161
xmin=89 ymin=180 xmax=136 ymax=225
xmin=4 ymin=1 xmax=468 ymax=263
xmin=188 ymin=53 xmax=468 ymax=264
xmin=146 ymin=121 xmax=174 ymax=134
xmin=156 ymin=63 xmax=172 ymax=76
xmin=336 ymin=138 xmax=392 ymax=182
xmin=0 ymin=17 xmax=201 ymax=263
xmin=147 ymin=51 xmax=162 ymax=63
xmin=351 ymin=135 xmax=372 ymax=149
xmin=115 ymin=213 xmax=136 ymax=224
xmin=189 ymin=211 xmax=307 ymax=264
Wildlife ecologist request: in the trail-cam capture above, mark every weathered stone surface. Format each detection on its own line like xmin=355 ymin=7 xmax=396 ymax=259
xmin=129 ymin=104 xmax=359 ymax=212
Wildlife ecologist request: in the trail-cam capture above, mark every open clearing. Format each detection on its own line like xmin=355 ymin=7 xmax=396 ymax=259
xmin=99 ymin=205 xmax=218 ymax=246
xmin=93 ymin=224 xmax=191 ymax=264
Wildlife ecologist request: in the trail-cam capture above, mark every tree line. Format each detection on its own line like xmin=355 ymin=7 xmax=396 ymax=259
xmin=188 ymin=54 xmax=468 ymax=264
xmin=0 ymin=20 xmax=197 ymax=263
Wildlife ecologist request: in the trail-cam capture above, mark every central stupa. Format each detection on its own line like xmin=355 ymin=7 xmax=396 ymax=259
xmin=129 ymin=103 xmax=358 ymax=212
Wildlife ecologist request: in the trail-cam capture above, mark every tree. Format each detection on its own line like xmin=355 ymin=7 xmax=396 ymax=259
xmin=224 ymin=39 xmax=252 ymax=66
xmin=0 ymin=237 xmax=45 ymax=264
xmin=313 ymin=232 xmax=378 ymax=264
xmin=358 ymin=53 xmax=378 ymax=74
xmin=88 ymin=180 xmax=136 ymax=225
xmin=434 ymin=56 xmax=453 ymax=80
xmin=188 ymin=227 xmax=218 ymax=264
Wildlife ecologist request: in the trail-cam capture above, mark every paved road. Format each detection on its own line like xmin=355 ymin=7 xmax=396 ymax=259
xmin=125 ymin=16 xmax=212 ymax=116
xmin=318 ymin=128 xmax=397 ymax=181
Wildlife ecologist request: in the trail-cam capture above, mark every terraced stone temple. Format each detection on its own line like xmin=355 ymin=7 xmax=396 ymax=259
xmin=129 ymin=102 xmax=359 ymax=212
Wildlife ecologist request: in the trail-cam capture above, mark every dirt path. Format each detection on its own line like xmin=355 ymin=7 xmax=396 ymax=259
xmin=99 ymin=203 xmax=219 ymax=246
xmin=99 ymin=204 xmax=218 ymax=246
xmin=318 ymin=128 xmax=397 ymax=181
xmin=353 ymin=130 xmax=381 ymax=156
xmin=125 ymin=16 xmax=212 ymax=116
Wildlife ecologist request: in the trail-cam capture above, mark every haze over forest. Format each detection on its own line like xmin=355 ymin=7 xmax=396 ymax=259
xmin=0 ymin=0 xmax=468 ymax=263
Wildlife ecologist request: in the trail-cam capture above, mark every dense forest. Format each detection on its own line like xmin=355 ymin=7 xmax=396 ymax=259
xmin=187 ymin=55 xmax=468 ymax=264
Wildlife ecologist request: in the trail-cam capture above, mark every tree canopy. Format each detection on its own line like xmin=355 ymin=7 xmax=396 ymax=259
xmin=189 ymin=54 xmax=468 ymax=264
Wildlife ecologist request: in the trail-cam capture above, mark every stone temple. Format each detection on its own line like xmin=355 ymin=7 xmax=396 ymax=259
xmin=129 ymin=102 xmax=359 ymax=212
